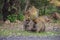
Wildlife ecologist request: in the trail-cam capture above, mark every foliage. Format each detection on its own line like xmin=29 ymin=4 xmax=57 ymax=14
xmin=0 ymin=0 xmax=60 ymax=21
xmin=0 ymin=0 xmax=3 ymax=9
xmin=20 ymin=0 xmax=26 ymax=10
xmin=57 ymin=7 xmax=60 ymax=13
xmin=39 ymin=4 xmax=57 ymax=15
xmin=7 ymin=10 xmax=24 ymax=22
xmin=30 ymin=0 xmax=59 ymax=16
xmin=30 ymin=0 xmax=50 ymax=8
xmin=17 ymin=11 xmax=24 ymax=21
xmin=7 ymin=14 xmax=17 ymax=22
xmin=46 ymin=5 xmax=57 ymax=14
xmin=30 ymin=0 xmax=51 ymax=15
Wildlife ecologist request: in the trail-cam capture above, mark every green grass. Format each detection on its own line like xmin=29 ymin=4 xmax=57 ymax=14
xmin=0 ymin=29 xmax=59 ymax=36
xmin=52 ymin=19 xmax=60 ymax=23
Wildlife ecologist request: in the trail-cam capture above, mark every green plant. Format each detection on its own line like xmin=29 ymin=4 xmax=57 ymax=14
xmin=39 ymin=5 xmax=57 ymax=16
xmin=45 ymin=6 xmax=57 ymax=15
xmin=7 ymin=14 xmax=17 ymax=22
xmin=17 ymin=13 xmax=24 ymax=21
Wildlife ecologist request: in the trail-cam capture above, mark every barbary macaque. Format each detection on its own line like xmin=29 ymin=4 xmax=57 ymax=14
xmin=24 ymin=6 xmax=52 ymax=32
xmin=32 ymin=16 xmax=51 ymax=32
xmin=24 ymin=6 xmax=39 ymax=31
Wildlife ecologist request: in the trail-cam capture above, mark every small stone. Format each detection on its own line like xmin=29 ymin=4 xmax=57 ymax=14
xmin=15 ymin=20 xmax=21 ymax=24
xmin=4 ymin=20 xmax=10 ymax=24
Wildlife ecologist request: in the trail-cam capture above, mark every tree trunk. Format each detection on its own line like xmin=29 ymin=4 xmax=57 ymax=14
xmin=24 ymin=0 xmax=30 ymax=12
xmin=2 ymin=0 xmax=10 ymax=21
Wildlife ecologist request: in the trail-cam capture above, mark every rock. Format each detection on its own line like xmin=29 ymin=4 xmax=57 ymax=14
xmin=45 ymin=23 xmax=54 ymax=32
xmin=15 ymin=20 xmax=21 ymax=24
xmin=53 ymin=23 xmax=60 ymax=32
xmin=4 ymin=20 xmax=10 ymax=24
xmin=45 ymin=23 xmax=60 ymax=32
xmin=17 ymin=24 xmax=24 ymax=31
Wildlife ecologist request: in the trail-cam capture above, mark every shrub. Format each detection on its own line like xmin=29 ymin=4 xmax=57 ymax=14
xmin=39 ymin=5 xmax=57 ymax=16
xmin=7 ymin=14 xmax=17 ymax=22
xmin=45 ymin=5 xmax=57 ymax=15
xmin=17 ymin=13 xmax=24 ymax=21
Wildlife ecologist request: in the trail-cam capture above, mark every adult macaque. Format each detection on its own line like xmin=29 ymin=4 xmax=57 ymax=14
xmin=24 ymin=6 xmax=39 ymax=31
xmin=24 ymin=6 xmax=51 ymax=32
xmin=32 ymin=16 xmax=51 ymax=32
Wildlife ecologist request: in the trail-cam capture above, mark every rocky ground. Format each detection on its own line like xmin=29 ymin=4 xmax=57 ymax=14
xmin=0 ymin=20 xmax=60 ymax=32
xmin=0 ymin=20 xmax=60 ymax=40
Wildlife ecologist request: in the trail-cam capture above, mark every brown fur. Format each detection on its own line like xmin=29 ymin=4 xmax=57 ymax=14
xmin=33 ymin=16 xmax=51 ymax=32
xmin=24 ymin=6 xmax=39 ymax=20
xmin=33 ymin=16 xmax=51 ymax=23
